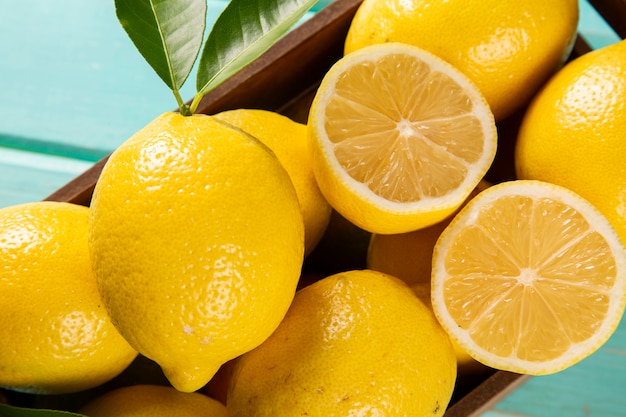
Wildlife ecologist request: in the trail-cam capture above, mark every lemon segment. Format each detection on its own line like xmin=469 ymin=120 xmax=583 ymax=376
xmin=308 ymin=43 xmax=497 ymax=234
xmin=431 ymin=180 xmax=626 ymax=375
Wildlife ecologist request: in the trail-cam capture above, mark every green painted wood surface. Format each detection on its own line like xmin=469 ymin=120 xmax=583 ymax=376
xmin=0 ymin=148 xmax=91 ymax=208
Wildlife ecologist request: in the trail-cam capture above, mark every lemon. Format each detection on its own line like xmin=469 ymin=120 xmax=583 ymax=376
xmin=213 ymin=109 xmax=332 ymax=255
xmin=79 ymin=384 xmax=228 ymax=417
xmin=344 ymin=0 xmax=578 ymax=121
xmin=0 ymin=202 xmax=137 ymax=394
xmin=308 ymin=42 xmax=497 ymax=235
xmin=431 ymin=180 xmax=626 ymax=375
xmin=367 ymin=181 xmax=489 ymax=285
xmin=515 ymin=39 xmax=626 ymax=246
xmin=89 ymin=112 xmax=305 ymax=392
xmin=227 ymin=269 xmax=457 ymax=416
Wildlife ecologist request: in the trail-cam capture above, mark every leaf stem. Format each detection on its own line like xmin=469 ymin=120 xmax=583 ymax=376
xmin=173 ymin=89 xmax=192 ymax=116
xmin=188 ymin=93 xmax=205 ymax=115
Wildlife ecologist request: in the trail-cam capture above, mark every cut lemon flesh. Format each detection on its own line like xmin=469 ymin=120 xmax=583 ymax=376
xmin=308 ymin=42 xmax=497 ymax=234
xmin=431 ymin=180 xmax=626 ymax=375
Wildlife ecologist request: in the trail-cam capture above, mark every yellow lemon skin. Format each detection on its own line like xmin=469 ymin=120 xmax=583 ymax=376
xmin=227 ymin=269 xmax=457 ymax=417
xmin=0 ymin=202 xmax=137 ymax=394
xmin=79 ymin=384 xmax=228 ymax=417
xmin=213 ymin=109 xmax=332 ymax=256
xmin=344 ymin=0 xmax=578 ymax=121
xmin=515 ymin=39 xmax=626 ymax=246
xmin=89 ymin=112 xmax=304 ymax=393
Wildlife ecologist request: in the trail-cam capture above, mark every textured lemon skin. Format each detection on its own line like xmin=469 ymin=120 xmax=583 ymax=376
xmin=79 ymin=384 xmax=228 ymax=417
xmin=89 ymin=112 xmax=304 ymax=392
xmin=344 ymin=0 xmax=578 ymax=121
xmin=516 ymin=40 xmax=626 ymax=246
xmin=227 ymin=269 xmax=457 ymax=417
xmin=213 ymin=109 xmax=331 ymax=256
xmin=0 ymin=202 xmax=137 ymax=394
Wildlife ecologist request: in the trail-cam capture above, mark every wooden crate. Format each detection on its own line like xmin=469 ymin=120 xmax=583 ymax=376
xmin=42 ymin=0 xmax=626 ymax=415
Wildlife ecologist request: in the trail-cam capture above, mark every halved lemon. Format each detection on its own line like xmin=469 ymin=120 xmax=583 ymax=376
xmin=431 ymin=180 xmax=626 ymax=375
xmin=308 ymin=42 xmax=497 ymax=234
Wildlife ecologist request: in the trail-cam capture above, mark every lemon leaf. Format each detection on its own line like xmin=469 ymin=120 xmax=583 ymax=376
xmin=195 ymin=0 xmax=316 ymax=98
xmin=115 ymin=0 xmax=206 ymax=93
xmin=0 ymin=404 xmax=85 ymax=417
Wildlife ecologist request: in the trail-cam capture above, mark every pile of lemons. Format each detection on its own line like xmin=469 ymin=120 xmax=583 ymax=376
xmin=1 ymin=1 xmax=625 ymax=416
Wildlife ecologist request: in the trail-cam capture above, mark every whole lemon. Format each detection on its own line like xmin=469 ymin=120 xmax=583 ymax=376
xmin=227 ymin=269 xmax=457 ymax=417
xmin=344 ymin=0 xmax=579 ymax=121
xmin=89 ymin=112 xmax=305 ymax=393
xmin=213 ymin=109 xmax=332 ymax=255
xmin=515 ymin=39 xmax=626 ymax=245
xmin=0 ymin=202 xmax=137 ymax=394
xmin=79 ymin=384 xmax=227 ymax=417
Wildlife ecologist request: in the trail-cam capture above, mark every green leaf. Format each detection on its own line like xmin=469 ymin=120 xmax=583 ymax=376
xmin=115 ymin=0 xmax=207 ymax=92
xmin=0 ymin=403 xmax=85 ymax=417
xmin=195 ymin=0 xmax=317 ymax=99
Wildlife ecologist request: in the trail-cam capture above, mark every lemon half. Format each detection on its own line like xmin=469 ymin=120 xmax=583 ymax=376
xmin=308 ymin=42 xmax=497 ymax=234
